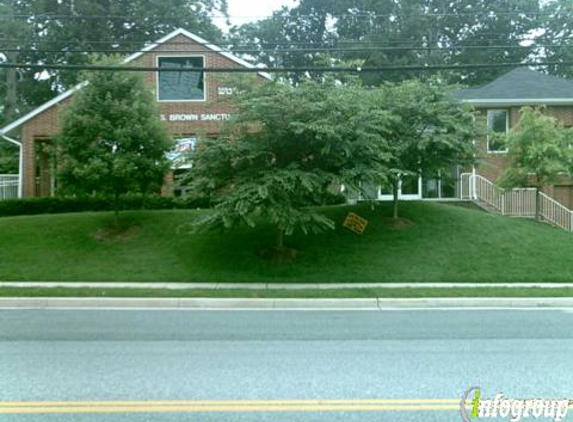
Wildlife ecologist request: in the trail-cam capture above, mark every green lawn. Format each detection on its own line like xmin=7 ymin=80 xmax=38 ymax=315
xmin=2 ymin=287 xmax=573 ymax=298
xmin=1 ymin=202 xmax=572 ymax=283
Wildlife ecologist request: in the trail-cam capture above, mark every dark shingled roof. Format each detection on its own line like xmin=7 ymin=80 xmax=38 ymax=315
xmin=454 ymin=68 xmax=573 ymax=105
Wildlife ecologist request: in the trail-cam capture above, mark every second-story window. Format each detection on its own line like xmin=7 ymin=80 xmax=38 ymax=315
xmin=487 ymin=109 xmax=509 ymax=153
xmin=157 ymin=57 xmax=205 ymax=101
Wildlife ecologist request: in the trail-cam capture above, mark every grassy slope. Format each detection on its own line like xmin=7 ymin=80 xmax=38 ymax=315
xmin=0 ymin=202 xmax=572 ymax=283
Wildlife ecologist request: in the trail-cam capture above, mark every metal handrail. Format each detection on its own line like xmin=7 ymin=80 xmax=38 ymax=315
xmin=539 ymin=192 xmax=573 ymax=231
xmin=460 ymin=173 xmax=573 ymax=232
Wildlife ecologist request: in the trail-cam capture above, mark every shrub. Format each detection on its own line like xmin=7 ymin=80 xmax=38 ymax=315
xmin=0 ymin=194 xmax=212 ymax=218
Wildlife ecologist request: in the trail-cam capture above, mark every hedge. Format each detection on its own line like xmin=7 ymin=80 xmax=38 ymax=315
xmin=0 ymin=191 xmax=346 ymax=218
xmin=0 ymin=195 xmax=212 ymax=218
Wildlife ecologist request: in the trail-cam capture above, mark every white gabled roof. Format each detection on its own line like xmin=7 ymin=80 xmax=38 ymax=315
xmin=0 ymin=28 xmax=271 ymax=135
xmin=123 ymin=28 xmax=271 ymax=80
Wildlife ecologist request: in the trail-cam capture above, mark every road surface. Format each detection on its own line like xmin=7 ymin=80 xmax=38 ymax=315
xmin=1 ymin=309 xmax=572 ymax=421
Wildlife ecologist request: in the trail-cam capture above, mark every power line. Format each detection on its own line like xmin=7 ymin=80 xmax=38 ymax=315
xmin=0 ymin=43 xmax=566 ymax=56
xmin=2 ymin=11 xmax=556 ymax=21
xmin=0 ymin=38 xmax=564 ymax=51
xmin=0 ymin=61 xmax=571 ymax=73
xmin=0 ymin=34 xmax=563 ymax=48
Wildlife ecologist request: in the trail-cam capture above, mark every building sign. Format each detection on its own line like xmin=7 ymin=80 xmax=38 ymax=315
xmin=166 ymin=137 xmax=196 ymax=169
xmin=343 ymin=212 xmax=369 ymax=234
xmin=160 ymin=113 xmax=232 ymax=122
xmin=218 ymin=87 xmax=237 ymax=96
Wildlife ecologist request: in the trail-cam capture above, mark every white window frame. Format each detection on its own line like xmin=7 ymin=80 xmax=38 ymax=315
xmin=156 ymin=55 xmax=207 ymax=103
xmin=486 ymin=109 xmax=509 ymax=154
xmin=376 ymin=175 xmax=423 ymax=201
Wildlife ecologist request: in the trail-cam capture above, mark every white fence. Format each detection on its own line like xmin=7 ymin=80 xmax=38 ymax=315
xmin=0 ymin=175 xmax=19 ymax=200
xmin=539 ymin=192 xmax=573 ymax=231
xmin=460 ymin=173 xmax=473 ymax=200
xmin=503 ymin=189 xmax=537 ymax=218
xmin=460 ymin=172 xmax=573 ymax=232
xmin=474 ymin=174 xmax=506 ymax=213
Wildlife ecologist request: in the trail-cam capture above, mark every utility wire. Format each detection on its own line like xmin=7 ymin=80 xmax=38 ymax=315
xmin=0 ymin=35 xmax=563 ymax=48
xmin=2 ymin=11 xmax=558 ymax=20
xmin=0 ymin=61 xmax=571 ymax=73
xmin=0 ymin=44 xmax=566 ymax=55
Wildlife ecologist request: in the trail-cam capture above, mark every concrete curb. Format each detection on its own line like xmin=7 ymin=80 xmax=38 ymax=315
xmin=2 ymin=282 xmax=573 ymax=290
xmin=0 ymin=298 xmax=378 ymax=309
xmin=1 ymin=297 xmax=573 ymax=310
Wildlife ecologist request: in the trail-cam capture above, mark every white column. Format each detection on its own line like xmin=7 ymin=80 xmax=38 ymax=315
xmin=18 ymin=144 xmax=23 ymax=198
xmin=471 ymin=166 xmax=477 ymax=200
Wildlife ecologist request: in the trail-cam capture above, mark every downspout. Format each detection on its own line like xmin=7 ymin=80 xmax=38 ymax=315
xmin=0 ymin=132 xmax=23 ymax=198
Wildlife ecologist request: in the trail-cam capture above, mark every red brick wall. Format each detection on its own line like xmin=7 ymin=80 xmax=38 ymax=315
xmin=18 ymin=33 xmax=268 ymax=197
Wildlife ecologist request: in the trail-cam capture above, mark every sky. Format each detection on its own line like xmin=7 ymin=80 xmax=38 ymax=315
xmin=224 ymin=0 xmax=297 ymax=26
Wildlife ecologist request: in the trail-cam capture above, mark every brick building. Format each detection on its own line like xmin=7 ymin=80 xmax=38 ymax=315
xmin=455 ymin=68 xmax=573 ymax=207
xmin=355 ymin=68 xmax=573 ymax=202
xmin=3 ymin=41 xmax=573 ymax=206
xmin=0 ymin=28 xmax=270 ymax=198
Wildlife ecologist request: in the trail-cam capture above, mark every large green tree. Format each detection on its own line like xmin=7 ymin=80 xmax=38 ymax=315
xmin=375 ymin=79 xmax=477 ymax=219
xmin=57 ymin=68 xmax=172 ymax=225
xmin=0 ymin=142 xmax=18 ymax=173
xmin=498 ymin=107 xmax=571 ymax=220
xmin=228 ymin=0 xmax=541 ymax=85
xmin=540 ymin=0 xmax=573 ymax=79
xmin=186 ymin=79 xmax=394 ymax=254
xmin=228 ymin=0 xmax=335 ymax=82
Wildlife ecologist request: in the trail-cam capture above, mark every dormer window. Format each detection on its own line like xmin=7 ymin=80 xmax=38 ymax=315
xmin=157 ymin=56 xmax=205 ymax=102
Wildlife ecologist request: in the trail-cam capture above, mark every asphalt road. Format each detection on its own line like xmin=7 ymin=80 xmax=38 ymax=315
xmin=1 ymin=309 xmax=572 ymax=422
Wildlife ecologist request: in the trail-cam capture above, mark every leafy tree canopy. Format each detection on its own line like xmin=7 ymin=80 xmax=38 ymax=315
xmin=498 ymin=107 xmax=571 ymax=220
xmin=186 ymin=78 xmax=395 ymax=250
xmin=57 ymin=65 xmax=172 ymax=223
xmin=186 ymin=77 xmax=476 ymax=250
xmin=540 ymin=0 xmax=573 ymax=79
xmin=228 ymin=0 xmax=541 ymax=85
xmin=373 ymin=78 xmax=478 ymax=217
xmin=0 ymin=143 xmax=18 ymax=174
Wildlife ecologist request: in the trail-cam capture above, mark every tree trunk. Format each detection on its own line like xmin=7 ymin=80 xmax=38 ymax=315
xmin=276 ymin=227 xmax=284 ymax=250
xmin=114 ymin=193 xmax=120 ymax=229
xmin=392 ymin=180 xmax=399 ymax=219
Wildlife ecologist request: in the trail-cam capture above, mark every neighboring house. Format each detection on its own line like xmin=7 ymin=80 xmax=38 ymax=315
xmin=455 ymin=68 xmax=573 ymax=208
xmin=350 ymin=68 xmax=573 ymax=203
xmin=0 ymin=28 xmax=270 ymax=198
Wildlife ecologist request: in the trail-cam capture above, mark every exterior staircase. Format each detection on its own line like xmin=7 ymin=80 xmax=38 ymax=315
xmin=460 ymin=173 xmax=573 ymax=232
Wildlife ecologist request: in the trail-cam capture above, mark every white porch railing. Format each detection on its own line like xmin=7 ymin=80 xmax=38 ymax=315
xmin=474 ymin=174 xmax=506 ymax=213
xmin=460 ymin=172 xmax=573 ymax=232
xmin=460 ymin=173 xmax=473 ymax=200
xmin=539 ymin=192 xmax=573 ymax=231
xmin=503 ymin=189 xmax=537 ymax=218
xmin=0 ymin=175 xmax=19 ymax=200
